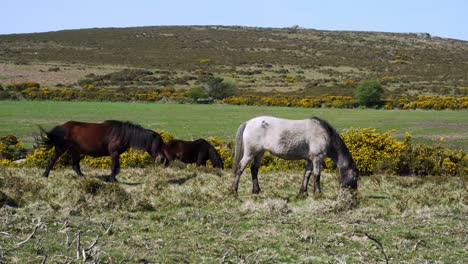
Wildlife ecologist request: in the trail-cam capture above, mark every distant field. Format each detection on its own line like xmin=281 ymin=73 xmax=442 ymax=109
xmin=1 ymin=101 xmax=467 ymax=149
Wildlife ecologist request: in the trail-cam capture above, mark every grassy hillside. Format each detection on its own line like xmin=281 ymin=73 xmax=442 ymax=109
xmin=0 ymin=166 xmax=466 ymax=262
xmin=1 ymin=101 xmax=467 ymax=150
xmin=1 ymin=26 xmax=467 ymax=96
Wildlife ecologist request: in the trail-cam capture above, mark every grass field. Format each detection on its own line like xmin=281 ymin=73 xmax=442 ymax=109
xmin=1 ymin=101 xmax=467 ymax=150
xmin=1 ymin=101 xmax=467 ymax=262
xmin=0 ymin=166 xmax=466 ymax=263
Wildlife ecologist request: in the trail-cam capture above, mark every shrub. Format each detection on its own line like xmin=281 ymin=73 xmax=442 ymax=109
xmin=341 ymin=128 xmax=406 ymax=175
xmin=0 ymin=135 xmax=27 ymax=161
xmin=354 ymin=80 xmax=384 ymax=107
xmin=6 ymin=129 xmax=467 ymax=177
xmin=205 ymin=77 xmax=237 ymax=99
xmin=187 ymin=87 xmax=208 ymax=102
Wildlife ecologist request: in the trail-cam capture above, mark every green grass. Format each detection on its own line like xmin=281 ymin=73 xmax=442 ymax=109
xmin=0 ymin=166 xmax=466 ymax=263
xmin=1 ymin=101 xmax=467 ymax=149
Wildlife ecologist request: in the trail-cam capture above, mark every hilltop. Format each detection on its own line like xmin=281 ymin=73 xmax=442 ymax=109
xmin=1 ymin=26 xmax=467 ymax=96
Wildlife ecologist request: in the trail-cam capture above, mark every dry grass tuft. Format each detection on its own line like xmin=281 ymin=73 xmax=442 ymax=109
xmin=241 ymin=198 xmax=291 ymax=216
xmin=295 ymin=189 xmax=358 ymax=215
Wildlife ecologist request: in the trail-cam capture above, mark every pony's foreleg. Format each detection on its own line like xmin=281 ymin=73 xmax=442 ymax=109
xmin=108 ymin=152 xmax=120 ymax=182
xmin=312 ymin=157 xmax=322 ymax=193
xmin=299 ymin=160 xmax=313 ymax=195
xmin=196 ymin=153 xmax=207 ymax=167
xmin=251 ymin=154 xmax=263 ymax=194
xmin=42 ymin=146 xmax=65 ymax=178
xmin=71 ymin=151 xmax=84 ymax=177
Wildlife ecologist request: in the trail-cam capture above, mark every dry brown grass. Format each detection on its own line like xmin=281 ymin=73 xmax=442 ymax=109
xmin=0 ymin=166 xmax=466 ymax=263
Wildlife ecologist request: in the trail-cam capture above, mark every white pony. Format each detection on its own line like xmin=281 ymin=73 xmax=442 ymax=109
xmin=232 ymin=116 xmax=359 ymax=195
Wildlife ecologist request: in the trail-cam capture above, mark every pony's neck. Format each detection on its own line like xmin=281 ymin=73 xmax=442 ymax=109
xmin=335 ymin=152 xmax=351 ymax=169
xmin=329 ymin=136 xmax=353 ymax=170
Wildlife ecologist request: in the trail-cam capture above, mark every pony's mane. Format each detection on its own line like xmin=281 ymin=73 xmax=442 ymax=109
xmin=104 ymin=120 xmax=155 ymax=150
xmin=310 ymin=117 xmax=353 ymax=165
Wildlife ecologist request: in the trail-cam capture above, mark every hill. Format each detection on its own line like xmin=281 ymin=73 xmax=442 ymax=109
xmin=1 ymin=26 xmax=467 ymax=96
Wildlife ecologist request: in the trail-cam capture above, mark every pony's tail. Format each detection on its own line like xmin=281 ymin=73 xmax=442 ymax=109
xmin=38 ymin=125 xmax=65 ymax=150
xmin=208 ymin=145 xmax=224 ymax=169
xmin=233 ymin=122 xmax=247 ymax=173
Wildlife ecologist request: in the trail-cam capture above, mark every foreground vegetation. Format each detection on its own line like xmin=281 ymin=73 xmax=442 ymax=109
xmin=0 ymin=166 xmax=466 ymax=263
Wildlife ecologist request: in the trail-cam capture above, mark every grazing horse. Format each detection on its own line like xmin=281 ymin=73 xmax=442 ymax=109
xmin=40 ymin=120 xmax=164 ymax=182
xmin=232 ymin=116 xmax=359 ymax=195
xmin=162 ymin=139 xmax=224 ymax=169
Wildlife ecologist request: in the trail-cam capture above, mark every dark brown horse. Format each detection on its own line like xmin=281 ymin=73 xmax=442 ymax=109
xmin=162 ymin=139 xmax=224 ymax=169
xmin=40 ymin=120 xmax=164 ymax=182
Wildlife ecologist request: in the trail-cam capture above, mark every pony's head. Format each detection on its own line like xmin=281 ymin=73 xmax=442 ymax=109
xmin=208 ymin=145 xmax=224 ymax=169
xmin=339 ymin=163 xmax=359 ymax=190
xmin=146 ymin=131 xmax=165 ymax=160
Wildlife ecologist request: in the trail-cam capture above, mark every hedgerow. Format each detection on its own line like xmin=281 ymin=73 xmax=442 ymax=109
xmin=2 ymin=82 xmax=467 ymax=110
xmin=3 ymin=129 xmax=465 ymax=177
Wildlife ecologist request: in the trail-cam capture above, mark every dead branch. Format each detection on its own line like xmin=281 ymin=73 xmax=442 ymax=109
xmin=60 ymin=220 xmax=70 ymax=230
xmin=76 ymin=230 xmax=81 ymax=259
xmin=82 ymin=249 xmax=88 ymax=262
xmin=15 ymin=222 xmax=42 ymax=247
xmin=412 ymin=239 xmax=427 ymax=251
xmin=37 ymin=255 xmax=47 ymax=264
xmin=85 ymin=235 xmax=100 ymax=251
xmin=0 ymin=231 xmax=10 ymax=236
xmin=103 ymin=220 xmax=114 ymax=235
xmin=365 ymin=233 xmax=388 ymax=264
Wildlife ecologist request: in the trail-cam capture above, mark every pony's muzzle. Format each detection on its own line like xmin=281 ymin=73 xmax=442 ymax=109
xmin=341 ymin=181 xmax=358 ymax=190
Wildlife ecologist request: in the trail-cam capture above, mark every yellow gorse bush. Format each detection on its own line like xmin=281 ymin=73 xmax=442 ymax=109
xmin=341 ymin=128 xmax=406 ymax=175
xmin=6 ymin=129 xmax=467 ymax=177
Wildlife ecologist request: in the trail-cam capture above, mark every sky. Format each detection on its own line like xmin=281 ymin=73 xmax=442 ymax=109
xmin=1 ymin=0 xmax=467 ymax=41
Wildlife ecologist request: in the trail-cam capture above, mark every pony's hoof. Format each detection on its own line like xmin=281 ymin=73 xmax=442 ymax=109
xmin=101 ymin=175 xmax=118 ymax=183
xmin=297 ymin=192 xmax=308 ymax=199
xmin=252 ymin=188 xmax=261 ymax=194
xmin=107 ymin=177 xmax=118 ymax=183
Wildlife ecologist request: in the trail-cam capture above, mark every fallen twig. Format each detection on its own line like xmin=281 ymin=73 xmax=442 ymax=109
xmin=0 ymin=231 xmax=10 ymax=236
xmin=15 ymin=222 xmax=42 ymax=247
xmin=37 ymin=254 xmax=47 ymax=264
xmin=60 ymin=220 xmax=70 ymax=230
xmin=85 ymin=235 xmax=100 ymax=251
xmin=365 ymin=233 xmax=389 ymax=264
xmin=412 ymin=239 xmax=427 ymax=251
xmin=103 ymin=220 xmax=114 ymax=235
xmin=76 ymin=230 xmax=81 ymax=259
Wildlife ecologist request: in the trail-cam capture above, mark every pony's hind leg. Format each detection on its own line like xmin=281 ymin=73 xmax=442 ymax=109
xmin=42 ymin=146 xmax=65 ymax=178
xmin=251 ymin=153 xmax=264 ymax=194
xmin=299 ymin=160 xmax=313 ymax=195
xmin=232 ymin=152 xmax=253 ymax=195
xmin=71 ymin=150 xmax=84 ymax=177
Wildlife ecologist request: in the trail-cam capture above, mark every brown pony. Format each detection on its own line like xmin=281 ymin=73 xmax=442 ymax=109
xmin=40 ymin=120 xmax=164 ymax=182
xmin=162 ymin=139 xmax=224 ymax=169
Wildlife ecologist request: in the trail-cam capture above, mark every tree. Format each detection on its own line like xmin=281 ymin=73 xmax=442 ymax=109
xmin=204 ymin=77 xmax=237 ymax=100
xmin=354 ymin=80 xmax=384 ymax=107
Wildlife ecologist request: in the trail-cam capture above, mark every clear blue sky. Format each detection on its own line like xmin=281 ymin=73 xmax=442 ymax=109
xmin=2 ymin=0 xmax=467 ymax=40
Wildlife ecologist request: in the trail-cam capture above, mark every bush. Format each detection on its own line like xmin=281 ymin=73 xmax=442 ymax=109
xmin=205 ymin=77 xmax=237 ymax=99
xmin=187 ymin=87 xmax=208 ymax=102
xmin=0 ymin=135 xmax=27 ymax=161
xmin=354 ymin=80 xmax=384 ymax=107
xmin=6 ymin=129 xmax=467 ymax=177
